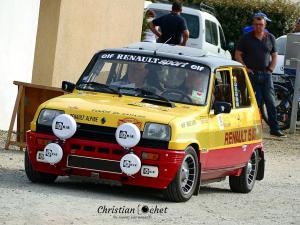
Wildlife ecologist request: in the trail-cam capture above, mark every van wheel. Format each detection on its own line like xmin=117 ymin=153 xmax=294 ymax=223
xmin=164 ymin=146 xmax=199 ymax=202
xmin=229 ymin=150 xmax=258 ymax=193
xmin=25 ymin=150 xmax=57 ymax=183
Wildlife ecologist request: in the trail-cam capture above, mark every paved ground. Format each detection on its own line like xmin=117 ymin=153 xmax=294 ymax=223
xmin=0 ymin=129 xmax=299 ymax=225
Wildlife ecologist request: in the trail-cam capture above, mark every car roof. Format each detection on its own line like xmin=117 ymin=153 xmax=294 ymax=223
xmin=102 ymin=42 xmax=242 ymax=70
xmin=147 ymin=2 xmax=207 ymax=16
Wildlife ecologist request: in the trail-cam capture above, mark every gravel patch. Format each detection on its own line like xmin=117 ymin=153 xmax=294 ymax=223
xmin=0 ymin=128 xmax=299 ymax=225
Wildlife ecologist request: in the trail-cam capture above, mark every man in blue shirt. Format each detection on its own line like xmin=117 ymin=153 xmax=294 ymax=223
xmin=235 ymin=13 xmax=286 ymax=137
xmin=149 ymin=2 xmax=189 ymax=46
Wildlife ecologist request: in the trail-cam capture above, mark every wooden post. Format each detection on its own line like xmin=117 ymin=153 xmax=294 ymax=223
xmin=5 ymin=85 xmax=24 ymax=150
xmin=19 ymin=85 xmax=25 ymax=151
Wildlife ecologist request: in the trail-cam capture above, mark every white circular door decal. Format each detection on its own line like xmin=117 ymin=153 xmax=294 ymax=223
xmin=43 ymin=143 xmax=63 ymax=164
xmin=52 ymin=114 xmax=77 ymax=140
xmin=120 ymin=153 xmax=141 ymax=176
xmin=115 ymin=123 xmax=141 ymax=148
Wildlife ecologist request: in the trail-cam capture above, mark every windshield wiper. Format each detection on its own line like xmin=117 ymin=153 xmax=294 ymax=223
xmin=77 ymin=82 xmax=122 ymax=96
xmin=117 ymin=87 xmax=175 ymax=107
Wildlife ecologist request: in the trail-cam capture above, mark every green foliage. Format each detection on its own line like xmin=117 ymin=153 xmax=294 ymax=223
xmin=169 ymin=0 xmax=300 ymax=43
xmin=141 ymin=13 xmax=148 ymax=41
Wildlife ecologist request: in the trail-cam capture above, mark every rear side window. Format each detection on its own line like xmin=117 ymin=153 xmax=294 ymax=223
xmin=181 ymin=13 xmax=199 ymax=38
xmin=205 ymin=20 xmax=218 ymax=46
xmin=232 ymin=68 xmax=251 ymax=108
xmin=150 ymin=9 xmax=200 ymax=39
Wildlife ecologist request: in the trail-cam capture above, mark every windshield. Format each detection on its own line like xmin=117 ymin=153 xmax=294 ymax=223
xmin=77 ymin=53 xmax=210 ymax=106
xmin=276 ymin=36 xmax=286 ymax=55
xmin=150 ymin=9 xmax=200 ymax=39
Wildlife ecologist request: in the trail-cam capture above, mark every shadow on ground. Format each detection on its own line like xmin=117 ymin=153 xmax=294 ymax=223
xmin=0 ymin=165 xmax=235 ymax=203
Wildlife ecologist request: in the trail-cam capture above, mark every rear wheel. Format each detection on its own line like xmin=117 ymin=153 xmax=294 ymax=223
xmin=229 ymin=150 xmax=258 ymax=193
xmin=25 ymin=150 xmax=57 ymax=183
xmin=164 ymin=146 xmax=199 ymax=202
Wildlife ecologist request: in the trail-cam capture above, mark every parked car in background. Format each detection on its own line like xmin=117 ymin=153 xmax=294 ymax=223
xmin=145 ymin=2 xmax=232 ymax=59
xmin=262 ymin=34 xmax=300 ymax=129
xmin=273 ymin=35 xmax=286 ymax=82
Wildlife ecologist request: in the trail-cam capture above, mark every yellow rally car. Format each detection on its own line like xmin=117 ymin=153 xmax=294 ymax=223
xmin=25 ymin=42 xmax=265 ymax=202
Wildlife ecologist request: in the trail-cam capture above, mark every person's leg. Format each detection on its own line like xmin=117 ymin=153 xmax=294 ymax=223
xmin=249 ymin=73 xmax=263 ymax=108
xmin=261 ymin=73 xmax=280 ymax=132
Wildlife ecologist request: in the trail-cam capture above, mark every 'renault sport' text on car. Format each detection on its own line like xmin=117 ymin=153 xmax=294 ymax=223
xmin=25 ymin=42 xmax=265 ymax=202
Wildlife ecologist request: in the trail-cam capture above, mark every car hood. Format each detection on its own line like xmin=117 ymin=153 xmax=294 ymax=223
xmin=39 ymin=91 xmax=206 ymax=130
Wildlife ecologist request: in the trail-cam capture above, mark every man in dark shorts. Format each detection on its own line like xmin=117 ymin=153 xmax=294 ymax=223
xmin=149 ymin=2 xmax=189 ymax=46
xmin=235 ymin=12 xmax=286 ymax=137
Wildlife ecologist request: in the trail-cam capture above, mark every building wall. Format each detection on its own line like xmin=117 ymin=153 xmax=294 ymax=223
xmin=32 ymin=0 xmax=144 ymax=87
xmin=0 ymin=0 xmax=40 ymax=130
xmin=31 ymin=0 xmax=61 ymax=86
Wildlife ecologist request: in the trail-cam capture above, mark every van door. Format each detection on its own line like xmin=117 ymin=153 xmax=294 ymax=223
xmin=205 ymin=68 xmax=241 ymax=171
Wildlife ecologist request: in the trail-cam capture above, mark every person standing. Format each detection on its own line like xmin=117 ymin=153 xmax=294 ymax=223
xmin=142 ymin=10 xmax=157 ymax=43
xmin=235 ymin=12 xmax=286 ymax=137
xmin=149 ymin=2 xmax=189 ymax=46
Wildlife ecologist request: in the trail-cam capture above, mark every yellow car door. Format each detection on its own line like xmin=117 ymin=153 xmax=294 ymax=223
xmin=205 ymin=68 xmax=241 ymax=171
xmin=231 ymin=67 xmax=263 ymax=163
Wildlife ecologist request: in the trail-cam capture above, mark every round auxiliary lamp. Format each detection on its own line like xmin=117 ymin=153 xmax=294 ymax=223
xmin=115 ymin=123 xmax=142 ymax=176
xmin=43 ymin=114 xmax=77 ymax=165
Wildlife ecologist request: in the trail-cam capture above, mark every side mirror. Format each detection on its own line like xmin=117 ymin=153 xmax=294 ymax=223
xmin=227 ymin=41 xmax=235 ymax=53
xmin=213 ymin=101 xmax=231 ymax=115
xmin=62 ymin=81 xmax=75 ymax=92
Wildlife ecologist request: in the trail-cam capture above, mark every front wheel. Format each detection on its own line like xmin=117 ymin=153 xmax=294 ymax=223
xmin=229 ymin=150 xmax=258 ymax=193
xmin=25 ymin=150 xmax=58 ymax=183
xmin=164 ymin=146 xmax=199 ymax=202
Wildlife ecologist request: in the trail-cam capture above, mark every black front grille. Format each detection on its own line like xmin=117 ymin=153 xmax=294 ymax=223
xmin=36 ymin=123 xmax=169 ymax=149
xmin=68 ymin=155 xmax=122 ymax=173
xmin=75 ymin=123 xmax=117 ymax=143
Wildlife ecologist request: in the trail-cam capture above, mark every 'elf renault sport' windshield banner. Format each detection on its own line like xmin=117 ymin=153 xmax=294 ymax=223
xmin=100 ymin=53 xmax=209 ymax=72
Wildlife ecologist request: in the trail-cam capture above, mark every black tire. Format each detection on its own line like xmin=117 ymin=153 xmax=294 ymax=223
xmin=261 ymin=84 xmax=291 ymax=130
xmin=25 ymin=150 xmax=58 ymax=183
xmin=229 ymin=150 xmax=258 ymax=193
xmin=164 ymin=146 xmax=199 ymax=202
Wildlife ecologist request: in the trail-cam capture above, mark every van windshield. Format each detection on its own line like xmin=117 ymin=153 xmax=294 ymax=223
xmin=77 ymin=53 xmax=211 ymax=106
xmin=150 ymin=9 xmax=200 ymax=39
xmin=276 ymin=36 xmax=286 ymax=55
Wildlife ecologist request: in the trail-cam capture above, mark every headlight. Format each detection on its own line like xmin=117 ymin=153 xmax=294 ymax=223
xmin=37 ymin=109 xmax=64 ymax=126
xmin=143 ymin=123 xmax=171 ymax=141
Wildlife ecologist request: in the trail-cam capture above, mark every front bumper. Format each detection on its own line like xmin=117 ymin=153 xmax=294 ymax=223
xmin=26 ymin=131 xmax=184 ymax=189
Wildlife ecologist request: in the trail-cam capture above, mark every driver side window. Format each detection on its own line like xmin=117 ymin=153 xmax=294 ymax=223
xmin=212 ymin=70 xmax=232 ymax=106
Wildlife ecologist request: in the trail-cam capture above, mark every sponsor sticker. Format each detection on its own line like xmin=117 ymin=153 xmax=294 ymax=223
xmin=118 ymin=118 xmax=142 ymax=129
xmin=217 ymin=115 xmax=224 ymax=130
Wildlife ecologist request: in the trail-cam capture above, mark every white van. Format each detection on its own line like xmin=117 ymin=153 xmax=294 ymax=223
xmin=145 ymin=3 xmax=232 ymax=59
